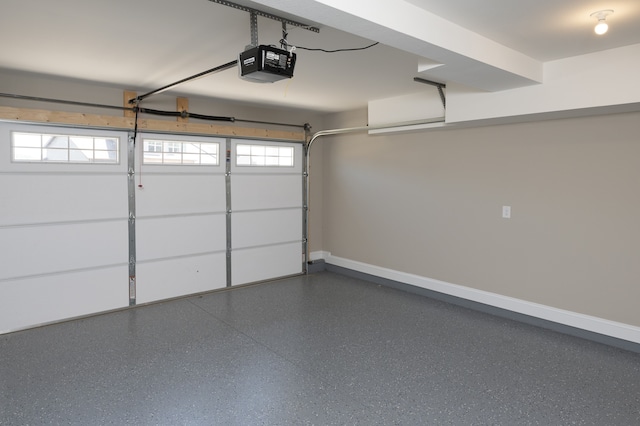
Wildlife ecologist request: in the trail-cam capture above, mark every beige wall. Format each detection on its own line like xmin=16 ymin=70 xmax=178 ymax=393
xmin=319 ymin=109 xmax=640 ymax=327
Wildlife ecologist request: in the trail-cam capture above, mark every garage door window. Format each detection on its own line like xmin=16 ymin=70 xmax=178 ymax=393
xmin=11 ymin=132 xmax=119 ymax=163
xmin=236 ymin=143 xmax=294 ymax=167
xmin=143 ymin=139 xmax=219 ymax=165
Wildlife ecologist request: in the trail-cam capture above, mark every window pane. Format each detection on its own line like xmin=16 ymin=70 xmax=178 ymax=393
xmin=13 ymin=147 xmax=42 ymax=161
xmin=201 ymin=153 xmax=217 ymax=164
xmin=143 ymin=152 xmax=162 ymax=163
xmin=182 ymin=153 xmax=199 ymax=164
xmin=251 ymin=145 xmax=265 ymax=156
xmin=163 ymin=142 xmax=181 ymax=153
xmin=251 ymin=156 xmax=265 ymax=166
xmin=13 ymin=133 xmax=42 ymax=148
xmin=144 ymin=140 xmax=162 ymax=152
xmin=43 ymin=148 xmax=69 ymax=161
xmin=265 ymin=156 xmax=279 ymax=166
xmin=163 ymin=153 xmax=182 ymax=164
xmin=265 ymin=146 xmax=279 ymax=156
xmin=94 ymin=150 xmax=115 ymax=161
xmin=279 ymin=156 xmax=293 ymax=166
xmin=71 ymin=137 xmax=93 ymax=150
xmin=183 ymin=143 xmax=201 ymax=154
xmin=201 ymin=144 xmax=218 ymax=155
xmin=45 ymin=136 xmax=69 ymax=149
xmin=237 ymin=145 xmax=250 ymax=155
xmin=280 ymin=147 xmax=293 ymax=157
xmin=95 ymin=138 xmax=118 ymax=152
xmin=69 ymin=149 xmax=93 ymax=162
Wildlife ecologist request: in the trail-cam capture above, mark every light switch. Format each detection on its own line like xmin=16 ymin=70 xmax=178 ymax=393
xmin=502 ymin=205 xmax=511 ymax=219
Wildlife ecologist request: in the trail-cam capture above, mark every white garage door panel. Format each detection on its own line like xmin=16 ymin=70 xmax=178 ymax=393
xmin=0 ymin=266 xmax=129 ymax=334
xmin=0 ymin=174 xmax=126 ymax=226
xmin=232 ymin=175 xmax=302 ymax=211
xmin=136 ymin=253 xmax=226 ymax=303
xmin=135 ymin=133 xmax=227 ymax=303
xmin=232 ymin=243 xmax=302 ymax=286
xmin=136 ymin=174 xmax=226 ymax=216
xmin=232 ymin=209 xmax=302 ymax=249
xmin=137 ymin=214 xmax=226 ymax=261
xmin=0 ymin=221 xmax=127 ymax=280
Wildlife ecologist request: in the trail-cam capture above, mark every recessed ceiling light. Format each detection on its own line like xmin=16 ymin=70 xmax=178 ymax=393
xmin=590 ymin=10 xmax=613 ymax=35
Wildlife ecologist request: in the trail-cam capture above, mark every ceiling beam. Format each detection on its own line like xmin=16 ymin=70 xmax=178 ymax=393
xmin=250 ymin=0 xmax=543 ymax=91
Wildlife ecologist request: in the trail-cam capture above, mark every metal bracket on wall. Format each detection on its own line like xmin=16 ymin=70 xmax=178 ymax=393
xmin=413 ymin=77 xmax=447 ymax=109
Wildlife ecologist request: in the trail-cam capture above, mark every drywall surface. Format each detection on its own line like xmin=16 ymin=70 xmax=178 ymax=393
xmin=447 ymin=43 xmax=640 ymax=124
xmin=368 ymin=91 xmax=445 ymax=127
xmin=321 ymin=109 xmax=640 ymax=327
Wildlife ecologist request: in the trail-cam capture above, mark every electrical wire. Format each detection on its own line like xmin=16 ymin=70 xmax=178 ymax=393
xmin=132 ymin=105 xmax=145 ymax=188
xmin=0 ymin=92 xmax=307 ymax=128
xmin=133 ymin=103 xmax=140 ymax=139
xmin=279 ymin=40 xmax=379 ymax=53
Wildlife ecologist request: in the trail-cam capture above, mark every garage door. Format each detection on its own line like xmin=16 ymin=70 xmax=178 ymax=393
xmin=134 ymin=135 xmax=303 ymax=296
xmin=230 ymin=139 xmax=304 ymax=285
xmin=0 ymin=124 xmax=305 ymax=334
xmin=0 ymin=122 xmax=129 ymax=333
xmin=135 ymin=133 xmax=227 ymax=303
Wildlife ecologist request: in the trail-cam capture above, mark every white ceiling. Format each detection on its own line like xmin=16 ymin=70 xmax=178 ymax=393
xmin=1 ymin=0 xmax=639 ymax=113
xmin=403 ymin=0 xmax=640 ymax=61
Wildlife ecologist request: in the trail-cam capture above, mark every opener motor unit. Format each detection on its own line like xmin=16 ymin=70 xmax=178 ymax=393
xmin=239 ymin=45 xmax=296 ymax=83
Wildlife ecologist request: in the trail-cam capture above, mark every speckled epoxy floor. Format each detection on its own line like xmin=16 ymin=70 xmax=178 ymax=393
xmin=1 ymin=271 xmax=639 ymax=425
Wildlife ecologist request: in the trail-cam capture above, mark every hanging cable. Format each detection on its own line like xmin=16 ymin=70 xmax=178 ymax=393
xmin=135 ymin=107 xmax=235 ymax=122
xmin=132 ymin=102 xmax=140 ymax=143
xmin=0 ymin=92 xmax=306 ymax=128
xmin=132 ymin=103 xmax=144 ymax=188
xmin=281 ymin=41 xmax=379 ymax=53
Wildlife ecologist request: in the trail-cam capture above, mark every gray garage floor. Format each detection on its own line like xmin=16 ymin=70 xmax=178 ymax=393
xmin=1 ymin=271 xmax=639 ymax=425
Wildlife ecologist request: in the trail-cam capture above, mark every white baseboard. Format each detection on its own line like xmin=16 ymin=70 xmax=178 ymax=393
xmin=325 ymin=254 xmax=640 ymax=345
xmin=309 ymin=250 xmax=331 ymax=262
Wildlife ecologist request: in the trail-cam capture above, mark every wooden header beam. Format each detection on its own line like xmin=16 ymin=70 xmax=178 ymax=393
xmin=123 ymin=91 xmax=137 ymax=118
xmin=177 ymin=97 xmax=189 ymax=123
xmin=0 ymin=105 xmax=305 ymax=141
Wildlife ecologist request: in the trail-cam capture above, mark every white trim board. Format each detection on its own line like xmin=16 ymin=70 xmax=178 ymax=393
xmin=309 ymin=251 xmax=331 ymax=262
xmin=321 ymin=253 xmax=640 ymax=346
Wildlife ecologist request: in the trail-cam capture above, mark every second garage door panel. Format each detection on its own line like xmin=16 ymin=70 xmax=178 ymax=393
xmin=232 ymin=209 xmax=302 ymax=249
xmin=229 ymin=139 xmax=304 ymax=286
xmin=135 ymin=134 xmax=227 ymax=303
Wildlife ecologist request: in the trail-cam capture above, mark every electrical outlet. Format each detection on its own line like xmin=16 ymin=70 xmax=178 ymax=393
xmin=502 ymin=205 xmax=511 ymax=219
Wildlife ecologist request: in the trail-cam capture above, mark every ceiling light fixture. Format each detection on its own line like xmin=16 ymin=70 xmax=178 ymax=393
xmin=590 ymin=9 xmax=613 ymax=35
